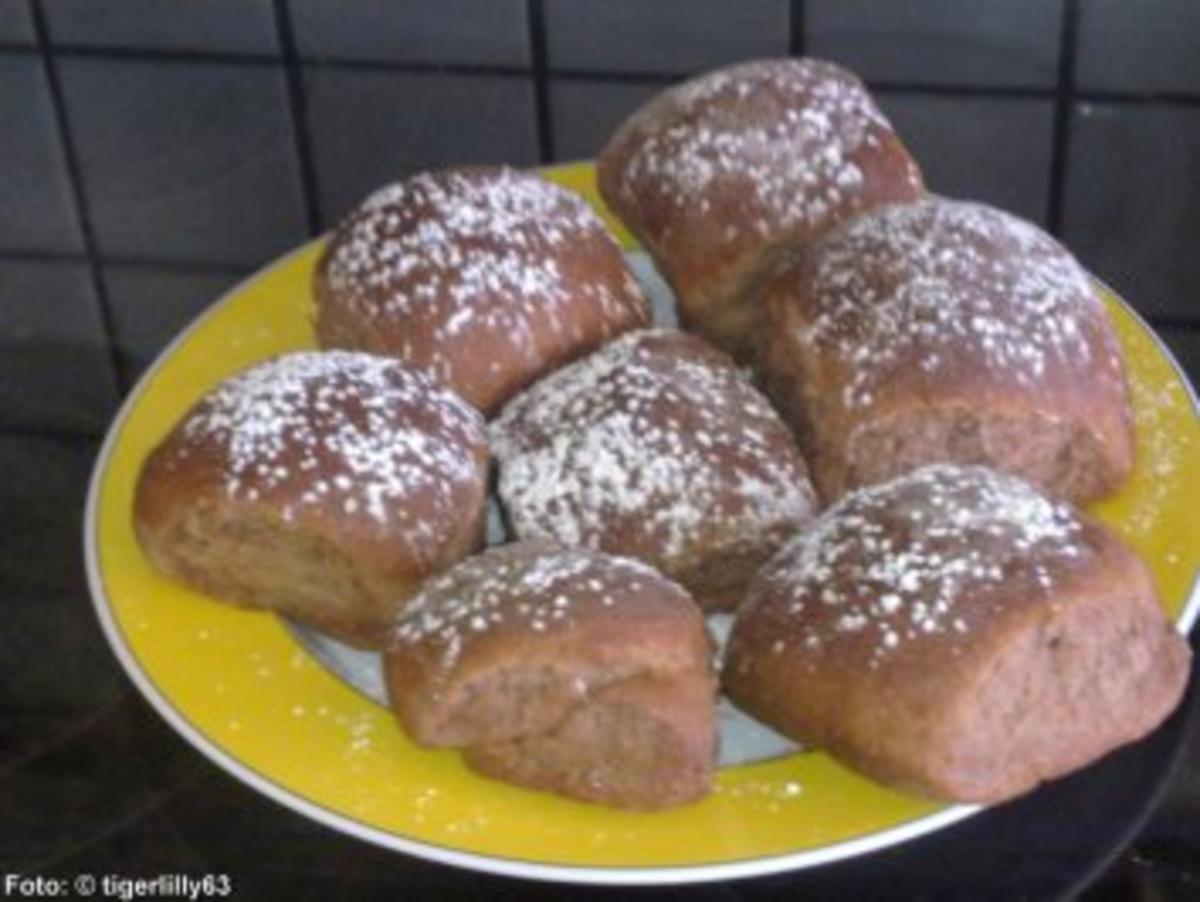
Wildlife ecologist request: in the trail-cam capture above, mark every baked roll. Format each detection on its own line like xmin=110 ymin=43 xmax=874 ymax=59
xmin=724 ymin=464 xmax=1190 ymax=804
xmin=490 ymin=329 xmax=818 ymax=612
xmin=598 ymin=57 xmax=923 ymax=359
xmin=134 ymin=351 xmax=488 ymax=648
xmin=384 ymin=542 xmax=716 ymax=809
xmin=758 ymin=196 xmax=1135 ymax=503
xmin=314 ymin=166 xmax=651 ymax=415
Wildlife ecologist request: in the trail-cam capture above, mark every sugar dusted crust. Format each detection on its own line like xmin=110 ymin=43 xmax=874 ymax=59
xmin=760 ymin=196 xmax=1134 ymax=502
xmin=389 ymin=542 xmax=702 ymax=687
xmin=739 ymin=464 xmax=1091 ymax=664
xmin=490 ymin=329 xmax=817 ymax=610
xmin=315 ymin=166 xmax=650 ymax=414
xmin=384 ymin=543 xmax=716 ymax=809
xmin=793 ymin=197 xmax=1117 ymax=409
xmin=134 ymin=351 xmax=489 ymax=647
xmin=605 ymin=59 xmax=895 ymax=238
xmin=725 ymin=464 xmax=1190 ymax=802
xmin=598 ymin=58 xmax=924 ymax=357
xmin=167 ymin=351 xmax=483 ymax=530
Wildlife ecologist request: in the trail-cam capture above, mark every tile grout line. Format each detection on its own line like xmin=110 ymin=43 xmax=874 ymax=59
xmin=0 ymin=248 xmax=253 ymax=275
xmin=0 ymin=422 xmax=104 ymax=444
xmin=1077 ymin=89 xmax=1200 ymax=108
xmin=789 ymin=0 xmax=806 ymax=56
xmin=272 ymin=0 xmax=323 ymax=233
xmin=27 ymin=0 xmax=129 ymax=396
xmin=526 ymin=0 xmax=555 ymax=163
xmin=1046 ymin=0 xmax=1081 ymax=236
xmin=1 ymin=42 xmax=1200 ymax=108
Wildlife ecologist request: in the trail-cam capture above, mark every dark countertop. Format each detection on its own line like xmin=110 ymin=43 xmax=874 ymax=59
xmin=3 ymin=2 xmax=1200 ymax=899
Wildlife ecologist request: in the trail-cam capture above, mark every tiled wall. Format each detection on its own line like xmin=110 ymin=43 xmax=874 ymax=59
xmin=2 ymin=0 xmax=1199 ymax=435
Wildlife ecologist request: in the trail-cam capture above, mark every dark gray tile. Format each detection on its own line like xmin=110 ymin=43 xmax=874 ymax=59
xmin=0 ymin=56 xmax=84 ymax=254
xmin=1156 ymin=326 xmax=1200 ymax=386
xmin=0 ymin=435 xmax=95 ymax=598
xmin=59 ymin=59 xmax=308 ymax=266
xmin=290 ymin=0 xmax=528 ymax=66
xmin=0 ymin=592 xmax=124 ymax=772
xmin=878 ymin=93 xmax=1053 ymax=224
xmin=550 ymin=79 xmax=666 ymax=161
xmin=0 ymin=260 xmax=117 ymax=432
xmin=105 ymin=265 xmax=247 ymax=379
xmin=0 ymin=0 xmax=33 ymax=44
xmin=806 ymin=0 xmax=1062 ymax=88
xmin=1077 ymin=0 xmax=1200 ymax=94
xmin=0 ymin=695 xmax=204 ymax=867
xmin=54 ymin=809 xmax=211 ymax=879
xmin=305 ymin=68 xmax=538 ymax=224
xmin=1061 ymin=104 xmax=1200 ymax=321
xmin=544 ymin=0 xmax=789 ymax=75
xmin=44 ymin=0 xmax=278 ymax=54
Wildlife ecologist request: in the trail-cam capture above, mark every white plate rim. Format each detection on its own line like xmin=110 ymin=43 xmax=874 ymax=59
xmin=82 ymin=239 xmax=1200 ymax=886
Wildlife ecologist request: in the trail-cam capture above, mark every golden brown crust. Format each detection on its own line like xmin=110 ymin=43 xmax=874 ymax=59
xmin=490 ymin=329 xmax=817 ymax=611
xmin=134 ymin=351 xmax=489 ymax=648
xmin=383 ymin=543 xmax=717 ymax=809
xmin=598 ymin=58 xmax=923 ymax=359
xmin=723 ymin=464 xmax=1190 ymax=803
xmin=314 ymin=166 xmax=651 ymax=415
xmin=758 ymin=196 xmax=1135 ymax=503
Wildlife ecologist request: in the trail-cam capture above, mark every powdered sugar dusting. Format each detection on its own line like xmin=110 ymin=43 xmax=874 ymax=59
xmin=794 ymin=197 xmax=1115 ymax=411
xmin=609 ymin=58 xmax=919 ymax=243
xmin=1123 ymin=372 xmax=1195 ymax=537
xmin=391 ymin=543 xmax=668 ymax=671
xmin=750 ymin=464 xmax=1087 ymax=662
xmin=177 ymin=351 xmax=485 ymax=530
xmin=322 ymin=167 xmax=646 ymax=377
xmin=490 ymin=329 xmax=816 ymax=579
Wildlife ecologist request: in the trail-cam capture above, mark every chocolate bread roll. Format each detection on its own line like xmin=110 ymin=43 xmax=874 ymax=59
xmin=135 ymin=351 xmax=488 ymax=648
xmin=315 ymin=166 xmax=650 ymax=415
xmin=724 ymin=464 xmax=1190 ymax=803
xmin=598 ymin=58 xmax=924 ymax=359
xmin=385 ymin=542 xmax=716 ymax=809
xmin=758 ymin=196 xmax=1135 ymax=503
xmin=490 ymin=329 xmax=818 ymax=611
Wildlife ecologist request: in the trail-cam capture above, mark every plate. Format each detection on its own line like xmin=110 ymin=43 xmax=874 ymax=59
xmin=85 ymin=162 xmax=1200 ymax=885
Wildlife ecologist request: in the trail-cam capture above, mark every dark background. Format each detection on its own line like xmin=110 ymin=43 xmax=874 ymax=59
xmin=1 ymin=1 xmax=1198 ymax=899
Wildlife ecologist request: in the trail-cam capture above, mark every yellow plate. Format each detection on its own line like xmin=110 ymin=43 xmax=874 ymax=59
xmin=85 ymin=163 xmax=1200 ymax=884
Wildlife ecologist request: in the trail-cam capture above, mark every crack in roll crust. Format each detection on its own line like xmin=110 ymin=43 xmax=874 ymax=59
xmin=315 ymin=166 xmax=651 ymax=415
xmin=724 ymin=464 xmax=1190 ymax=803
xmin=490 ymin=329 xmax=818 ymax=611
xmin=598 ymin=58 xmax=924 ymax=359
xmin=758 ymin=196 xmax=1135 ymax=502
xmin=134 ymin=351 xmax=489 ymax=648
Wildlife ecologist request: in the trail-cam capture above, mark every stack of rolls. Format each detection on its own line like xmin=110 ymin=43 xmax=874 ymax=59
xmin=131 ymin=55 xmax=1189 ymax=813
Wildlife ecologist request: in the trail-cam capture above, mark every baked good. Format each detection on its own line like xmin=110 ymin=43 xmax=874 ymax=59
xmin=490 ymin=329 xmax=818 ymax=612
xmin=134 ymin=351 xmax=489 ymax=648
xmin=384 ymin=542 xmax=716 ymax=809
xmin=723 ymin=464 xmax=1190 ymax=804
xmin=758 ymin=196 xmax=1135 ymax=504
xmin=598 ymin=57 xmax=924 ymax=360
xmin=314 ymin=166 xmax=651 ymax=415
